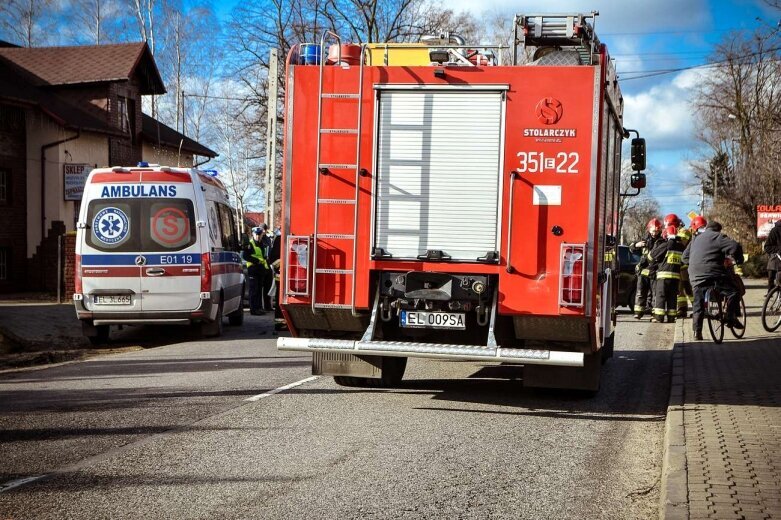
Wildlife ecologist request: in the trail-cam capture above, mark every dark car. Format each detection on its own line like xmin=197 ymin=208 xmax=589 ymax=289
xmin=616 ymin=244 xmax=641 ymax=309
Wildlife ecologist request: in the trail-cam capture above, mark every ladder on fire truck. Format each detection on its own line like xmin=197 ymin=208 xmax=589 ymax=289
xmin=311 ymin=32 xmax=367 ymax=316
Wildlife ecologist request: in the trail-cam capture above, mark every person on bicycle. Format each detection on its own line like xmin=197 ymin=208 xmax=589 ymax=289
xmin=631 ymin=218 xmax=664 ymax=319
xmin=649 ymin=224 xmax=686 ymax=323
xmin=764 ymin=220 xmax=781 ymax=295
xmin=682 ymin=221 xmax=744 ymax=340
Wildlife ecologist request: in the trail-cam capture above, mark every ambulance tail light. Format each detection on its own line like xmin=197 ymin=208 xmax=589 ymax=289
xmin=73 ymin=254 xmax=83 ymax=298
xmin=200 ymin=253 xmax=212 ymax=298
xmin=560 ymin=244 xmax=585 ymax=307
xmin=286 ymin=236 xmax=310 ymax=296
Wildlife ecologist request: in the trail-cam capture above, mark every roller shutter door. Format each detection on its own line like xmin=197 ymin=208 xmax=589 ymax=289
xmin=374 ymin=90 xmax=503 ymax=261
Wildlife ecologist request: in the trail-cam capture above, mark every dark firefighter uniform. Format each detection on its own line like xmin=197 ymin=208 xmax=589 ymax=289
xmin=676 ymin=228 xmax=693 ymax=317
xmin=649 ymin=234 xmax=686 ymax=323
xmin=631 ymin=233 xmax=663 ymax=318
xmin=243 ymin=230 xmax=269 ymax=315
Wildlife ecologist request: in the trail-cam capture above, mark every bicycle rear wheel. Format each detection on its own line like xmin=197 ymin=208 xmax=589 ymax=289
xmin=761 ymin=287 xmax=781 ymax=332
xmin=730 ymin=297 xmax=746 ymax=339
xmin=706 ymin=293 xmax=725 ymax=344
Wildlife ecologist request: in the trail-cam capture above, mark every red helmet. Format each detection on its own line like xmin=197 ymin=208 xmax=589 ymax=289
xmin=665 ymin=225 xmax=677 ymax=239
xmin=664 ymin=213 xmax=681 ymax=228
xmin=691 ymin=215 xmax=707 ymax=232
xmin=647 ymin=218 xmax=662 ymax=234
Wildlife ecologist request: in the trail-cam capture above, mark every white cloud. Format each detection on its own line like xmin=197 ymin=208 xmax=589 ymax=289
xmin=623 ymin=69 xmax=705 ymax=153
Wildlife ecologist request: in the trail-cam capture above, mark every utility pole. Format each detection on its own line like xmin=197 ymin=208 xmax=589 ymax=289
xmin=264 ymin=49 xmax=279 ymax=230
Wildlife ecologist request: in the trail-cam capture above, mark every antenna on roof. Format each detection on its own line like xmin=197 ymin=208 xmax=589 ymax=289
xmin=178 ymin=138 xmax=183 ymax=167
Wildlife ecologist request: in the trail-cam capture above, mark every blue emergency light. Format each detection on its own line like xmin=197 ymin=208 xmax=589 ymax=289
xmin=203 ymin=169 xmax=219 ymax=177
xmin=137 ymin=161 xmax=149 ymax=167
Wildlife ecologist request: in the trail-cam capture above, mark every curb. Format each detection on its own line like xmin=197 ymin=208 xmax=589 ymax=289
xmin=659 ymin=318 xmax=688 ymax=520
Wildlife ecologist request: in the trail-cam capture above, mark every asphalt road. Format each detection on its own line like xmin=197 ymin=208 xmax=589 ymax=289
xmin=0 ymin=310 xmax=673 ymax=519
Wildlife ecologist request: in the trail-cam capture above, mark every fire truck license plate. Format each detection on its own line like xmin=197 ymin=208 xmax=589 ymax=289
xmin=400 ymin=311 xmax=465 ymax=330
xmin=94 ymin=295 xmax=131 ymax=305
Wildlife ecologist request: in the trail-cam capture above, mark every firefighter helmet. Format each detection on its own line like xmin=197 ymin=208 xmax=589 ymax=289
xmin=647 ymin=218 xmax=662 ymax=234
xmin=690 ymin=215 xmax=707 ymax=232
xmin=664 ymin=213 xmax=681 ymax=228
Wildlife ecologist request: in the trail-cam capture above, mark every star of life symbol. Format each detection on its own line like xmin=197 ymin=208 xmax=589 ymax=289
xmin=93 ymin=207 xmax=129 ymax=245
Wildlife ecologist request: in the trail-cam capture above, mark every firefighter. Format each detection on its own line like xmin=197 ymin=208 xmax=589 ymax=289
xmin=649 ymin=225 xmax=686 ymax=323
xmin=631 ymin=218 xmax=663 ymax=319
xmin=243 ymin=227 xmax=269 ymax=315
xmin=676 ymin=227 xmax=693 ymax=318
xmin=260 ymin=224 xmax=274 ymax=311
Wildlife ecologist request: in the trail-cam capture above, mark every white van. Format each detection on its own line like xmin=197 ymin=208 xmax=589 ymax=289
xmin=73 ymin=164 xmax=245 ymax=344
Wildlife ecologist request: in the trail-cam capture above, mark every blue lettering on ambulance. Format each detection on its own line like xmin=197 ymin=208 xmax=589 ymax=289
xmin=99 ymin=185 xmax=178 ymax=198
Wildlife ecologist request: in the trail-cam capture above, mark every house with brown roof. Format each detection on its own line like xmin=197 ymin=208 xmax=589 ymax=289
xmin=0 ymin=41 xmax=216 ymax=293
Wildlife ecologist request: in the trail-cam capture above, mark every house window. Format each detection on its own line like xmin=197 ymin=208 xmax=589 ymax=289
xmin=118 ymin=96 xmax=129 ymax=133
xmin=0 ymin=168 xmax=7 ymax=205
xmin=0 ymin=247 xmax=7 ymax=281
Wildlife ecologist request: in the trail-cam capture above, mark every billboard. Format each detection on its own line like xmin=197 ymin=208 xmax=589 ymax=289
xmin=64 ymin=163 xmax=92 ymax=201
xmin=757 ymin=204 xmax=781 ymax=239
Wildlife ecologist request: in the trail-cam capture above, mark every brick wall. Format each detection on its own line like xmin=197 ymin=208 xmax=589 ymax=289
xmin=64 ymin=232 xmax=76 ymax=300
xmin=27 ymin=220 xmax=66 ymax=293
xmin=0 ymin=103 xmax=27 ymax=294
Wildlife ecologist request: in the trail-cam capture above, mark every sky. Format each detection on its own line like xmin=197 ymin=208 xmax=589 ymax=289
xmin=212 ymin=0 xmax=779 ymax=223
xmin=437 ymin=0 xmax=778 ymax=225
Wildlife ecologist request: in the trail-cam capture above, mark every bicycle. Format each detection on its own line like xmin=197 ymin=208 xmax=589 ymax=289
xmin=761 ymin=255 xmax=781 ymax=332
xmin=703 ymin=264 xmax=746 ymax=344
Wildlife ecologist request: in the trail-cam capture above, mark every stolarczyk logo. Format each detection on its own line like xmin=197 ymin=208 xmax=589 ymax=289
xmin=535 ymin=97 xmax=563 ymax=125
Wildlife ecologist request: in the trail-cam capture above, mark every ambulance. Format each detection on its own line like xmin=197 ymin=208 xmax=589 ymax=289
xmin=73 ymin=163 xmax=245 ymax=344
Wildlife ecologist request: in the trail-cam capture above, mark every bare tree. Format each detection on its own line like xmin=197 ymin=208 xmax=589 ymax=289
xmin=618 ymin=165 xmax=660 ymax=244
xmin=692 ymin=23 xmax=781 ymax=249
xmin=66 ymin=0 xmax=126 ymax=44
xmin=0 ymin=0 xmax=57 ymax=46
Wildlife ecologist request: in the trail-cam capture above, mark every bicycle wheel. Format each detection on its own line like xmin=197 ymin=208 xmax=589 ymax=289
xmin=706 ymin=293 xmax=725 ymax=344
xmin=730 ymin=297 xmax=746 ymax=339
xmin=761 ymin=287 xmax=781 ymax=332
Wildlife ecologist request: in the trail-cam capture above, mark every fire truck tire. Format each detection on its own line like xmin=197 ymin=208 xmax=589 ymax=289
xmin=202 ymin=300 xmax=224 ymax=337
xmin=333 ymin=357 xmax=408 ymax=388
xmin=601 ymin=331 xmax=615 ymax=365
xmin=523 ymin=352 xmax=601 ymax=394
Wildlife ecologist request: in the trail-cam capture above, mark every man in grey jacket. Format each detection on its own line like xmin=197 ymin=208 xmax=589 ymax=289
xmin=682 ymin=221 xmax=744 ymax=340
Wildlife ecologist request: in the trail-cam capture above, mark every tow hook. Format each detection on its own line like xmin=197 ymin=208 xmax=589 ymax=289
xmin=380 ymin=297 xmax=393 ymax=322
xmin=476 ymin=304 xmax=489 ymax=326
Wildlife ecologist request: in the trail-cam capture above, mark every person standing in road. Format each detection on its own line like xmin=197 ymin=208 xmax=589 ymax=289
xmin=763 ymin=220 xmax=781 ymax=294
xmin=682 ymin=221 xmax=744 ymax=340
xmin=259 ymin=224 xmax=274 ymax=311
xmin=631 ymin=218 xmax=664 ymax=319
xmin=676 ymin=227 xmax=693 ymax=318
xmin=649 ymin=225 xmax=686 ymax=323
xmin=243 ymin=227 xmax=269 ymax=315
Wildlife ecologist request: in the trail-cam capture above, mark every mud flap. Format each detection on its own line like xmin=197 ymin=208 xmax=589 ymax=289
xmin=313 ymin=351 xmax=382 ymax=378
xmin=522 ymin=351 xmax=601 ymax=392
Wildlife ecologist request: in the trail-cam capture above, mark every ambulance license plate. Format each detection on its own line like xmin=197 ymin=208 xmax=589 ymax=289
xmin=400 ymin=311 xmax=465 ymax=330
xmin=94 ymin=295 xmax=131 ymax=305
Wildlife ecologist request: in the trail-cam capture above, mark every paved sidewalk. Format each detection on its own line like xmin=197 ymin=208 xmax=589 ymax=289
xmin=0 ymin=300 xmax=85 ymax=351
xmin=661 ymin=278 xmax=781 ymax=519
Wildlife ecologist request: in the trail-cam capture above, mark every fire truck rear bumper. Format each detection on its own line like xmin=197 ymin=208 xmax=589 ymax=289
xmin=277 ymin=337 xmax=584 ymax=367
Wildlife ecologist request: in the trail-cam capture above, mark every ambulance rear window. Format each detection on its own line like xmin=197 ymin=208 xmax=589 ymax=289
xmin=86 ymin=198 xmax=196 ymax=252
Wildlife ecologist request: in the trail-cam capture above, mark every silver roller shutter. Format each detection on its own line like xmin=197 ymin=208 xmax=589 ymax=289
xmin=374 ymin=90 xmax=504 ymax=261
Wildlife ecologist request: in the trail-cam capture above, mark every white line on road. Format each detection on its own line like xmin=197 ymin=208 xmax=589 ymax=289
xmin=245 ymin=376 xmax=319 ymax=402
xmin=0 ymin=475 xmax=46 ymax=494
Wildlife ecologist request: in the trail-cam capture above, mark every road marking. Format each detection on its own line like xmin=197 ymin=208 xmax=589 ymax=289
xmin=245 ymin=376 xmax=319 ymax=402
xmin=0 ymin=475 xmax=46 ymax=493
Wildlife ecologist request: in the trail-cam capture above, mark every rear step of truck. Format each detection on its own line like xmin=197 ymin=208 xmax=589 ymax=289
xmin=277 ymin=337 xmax=584 ymax=367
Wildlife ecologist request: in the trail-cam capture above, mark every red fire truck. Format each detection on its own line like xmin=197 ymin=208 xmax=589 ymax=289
xmin=277 ymin=12 xmax=647 ymax=392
